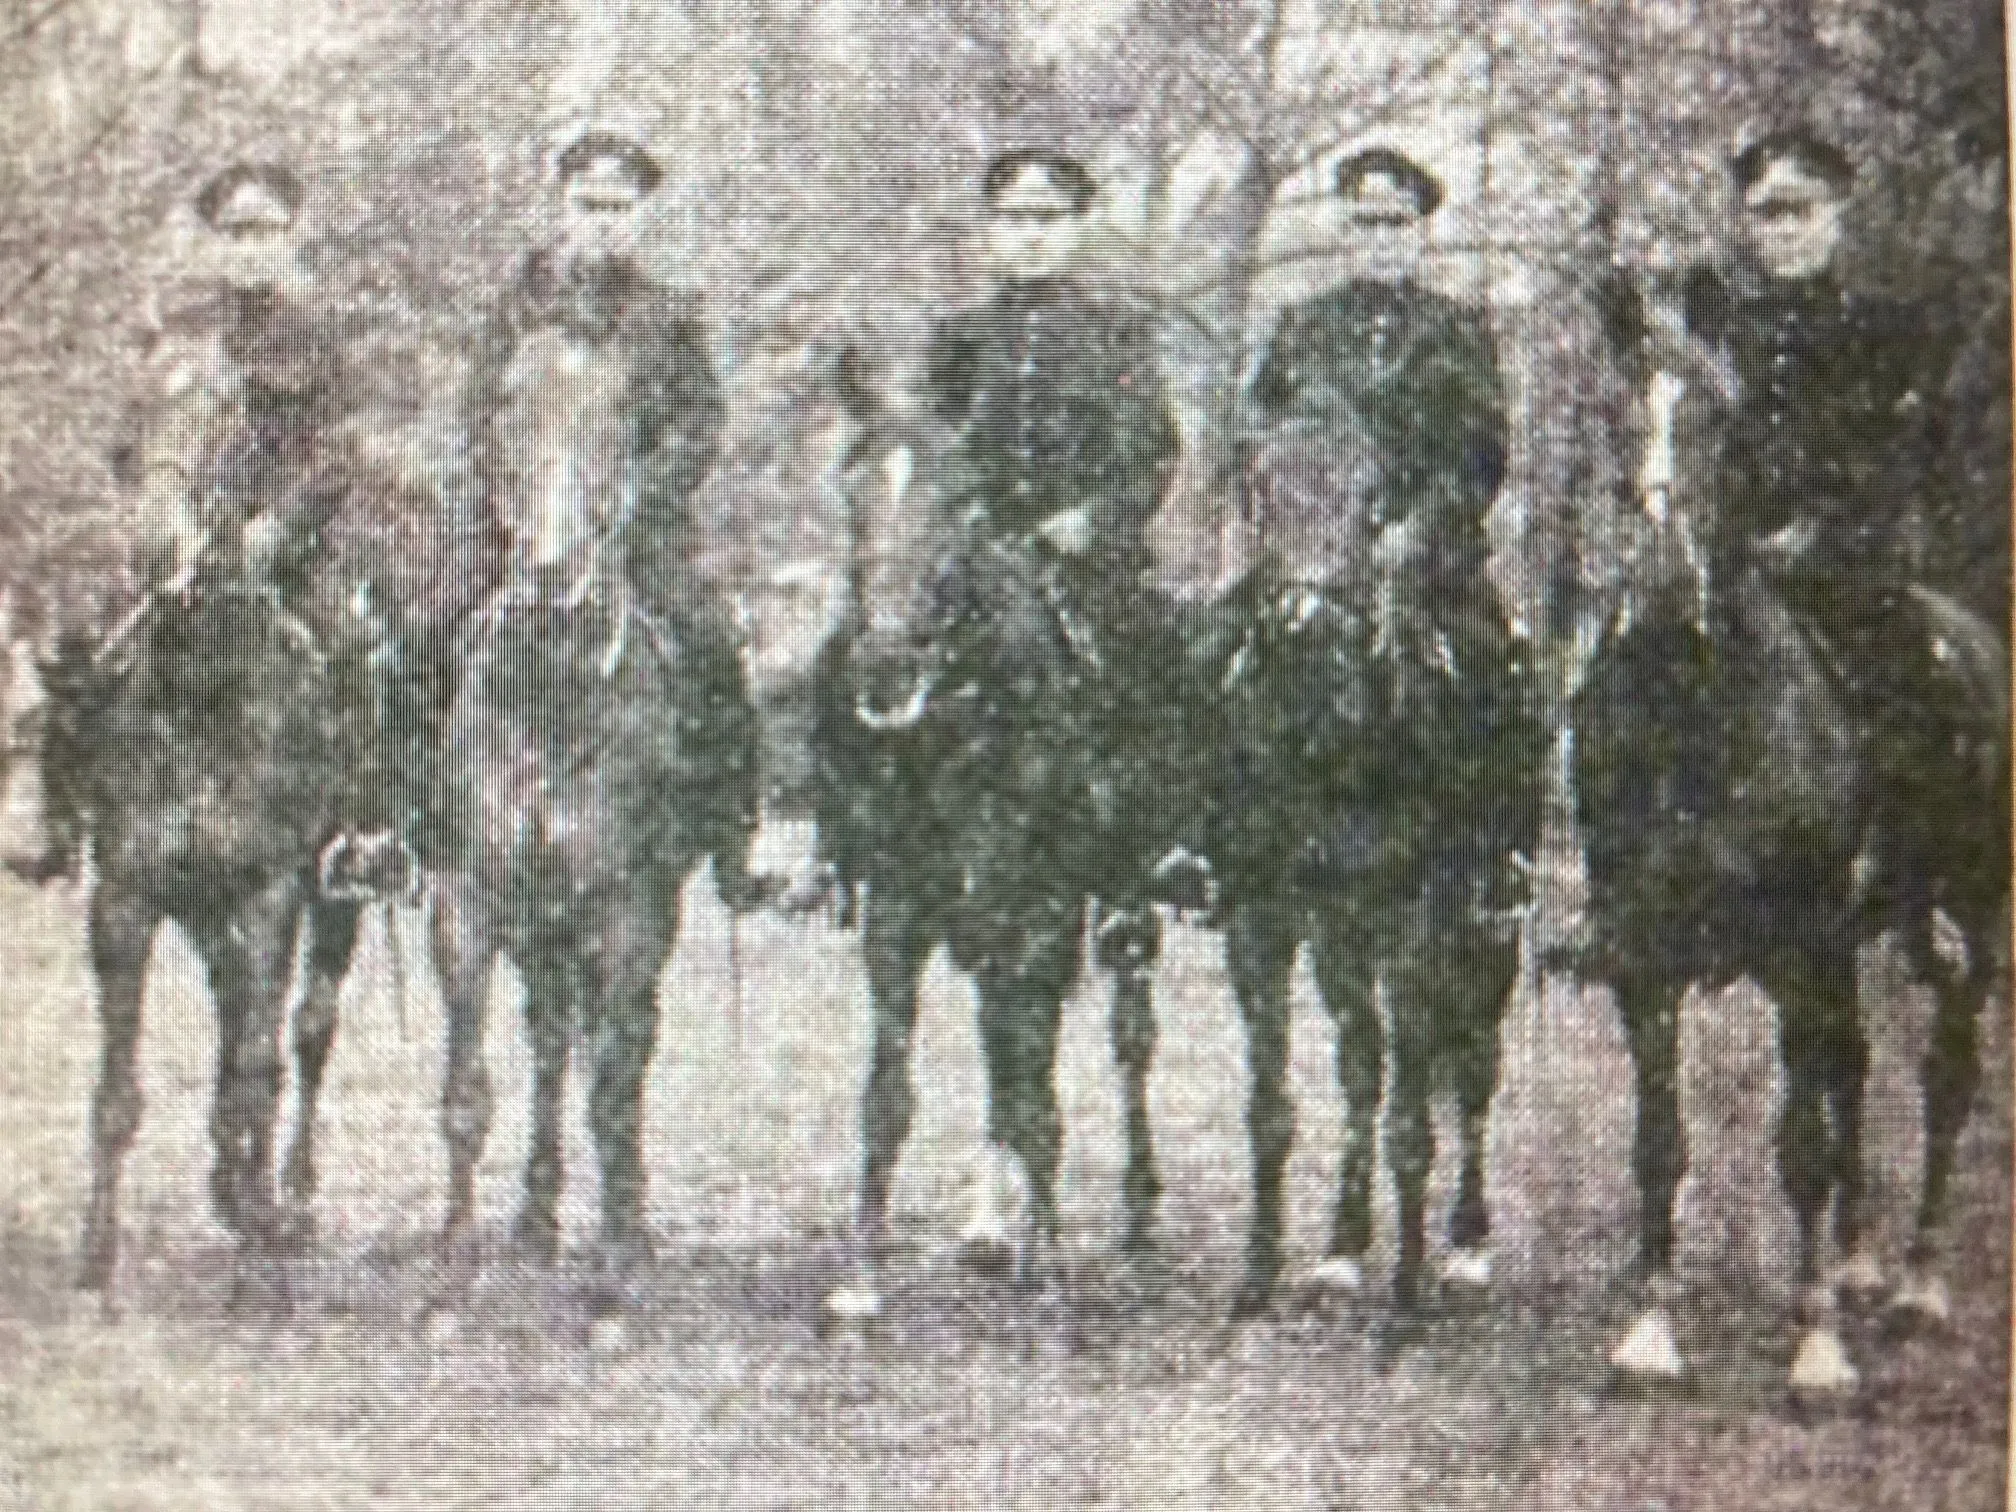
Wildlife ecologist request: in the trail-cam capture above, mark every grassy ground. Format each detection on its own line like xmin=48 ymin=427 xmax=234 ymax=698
xmin=0 ymin=826 xmax=2006 ymax=1510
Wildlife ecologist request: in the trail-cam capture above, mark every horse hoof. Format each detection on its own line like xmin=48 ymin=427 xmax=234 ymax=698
xmin=1440 ymin=1247 xmax=1493 ymax=1294
xmin=415 ymin=1299 xmax=462 ymax=1350
xmin=820 ymin=1281 xmax=886 ymax=1339
xmin=270 ymin=1205 xmax=317 ymax=1258
xmin=1888 ymin=1270 xmax=1953 ymax=1332
xmin=1609 ymin=1306 xmax=1688 ymax=1387
xmin=956 ymin=1230 xmax=1018 ymax=1280
xmin=509 ymin=1214 xmax=561 ymax=1269
xmin=586 ymin=1312 xmax=632 ymax=1357
xmin=1830 ymin=1251 xmax=1886 ymax=1310
xmin=1229 ymin=1281 xmax=1275 ymax=1323
xmin=1788 ymin=1324 xmax=1859 ymax=1403
xmin=1300 ymin=1256 xmax=1367 ymax=1302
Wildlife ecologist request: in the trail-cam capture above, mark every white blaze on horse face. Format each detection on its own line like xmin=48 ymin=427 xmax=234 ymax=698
xmin=498 ymin=331 xmax=633 ymax=572
xmin=1640 ymin=371 xmax=1685 ymax=522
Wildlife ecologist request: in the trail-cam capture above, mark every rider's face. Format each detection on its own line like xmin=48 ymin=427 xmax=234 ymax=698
xmin=1336 ymin=201 xmax=1426 ymax=284
xmin=1743 ymin=175 xmax=1845 ymax=281
xmin=986 ymin=207 xmax=1085 ymax=283
xmin=211 ymin=220 xmax=301 ymax=297
xmin=559 ymin=191 xmax=640 ymax=277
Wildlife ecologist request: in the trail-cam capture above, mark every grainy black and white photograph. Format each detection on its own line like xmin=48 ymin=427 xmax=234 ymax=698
xmin=0 ymin=0 xmax=2007 ymax=1507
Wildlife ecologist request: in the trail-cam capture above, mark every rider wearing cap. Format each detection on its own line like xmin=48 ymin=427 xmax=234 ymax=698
xmin=464 ymin=127 xmax=763 ymax=907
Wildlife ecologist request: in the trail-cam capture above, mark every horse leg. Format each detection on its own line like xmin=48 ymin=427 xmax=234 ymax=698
xmin=1307 ymin=908 xmax=1381 ymax=1302
xmin=1898 ymin=911 xmax=1991 ymax=1325
xmin=511 ymin=950 xmax=574 ymax=1267
xmin=281 ymin=897 xmax=360 ymax=1230
xmin=431 ymin=874 xmax=495 ymax=1255
xmin=194 ymin=875 xmax=305 ymax=1301
xmin=1441 ymin=921 xmax=1519 ymax=1294
xmin=1607 ymin=971 xmax=1691 ymax=1384
xmin=1768 ymin=945 xmax=1866 ymax=1398
xmin=78 ymin=882 xmax=157 ymax=1293
xmin=583 ymin=887 xmax=675 ymax=1275
xmin=857 ymin=882 xmax=937 ymax=1251
xmin=1381 ymin=956 xmax=1437 ymax=1314
xmin=1096 ymin=901 xmax=1162 ymax=1255
xmin=1225 ymin=900 xmax=1299 ymax=1318
xmin=970 ymin=894 xmax=1080 ymax=1286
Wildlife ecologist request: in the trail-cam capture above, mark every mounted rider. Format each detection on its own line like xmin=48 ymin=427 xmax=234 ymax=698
xmin=910 ymin=147 xmax=1183 ymax=952
xmin=1699 ymin=128 xmax=2005 ymax=931
xmin=463 ymin=126 xmax=764 ymax=908
xmin=1221 ymin=147 xmax=1539 ymax=906
xmin=119 ymin=162 xmax=350 ymax=620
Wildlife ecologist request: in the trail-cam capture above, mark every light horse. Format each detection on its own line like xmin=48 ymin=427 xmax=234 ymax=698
xmin=427 ymin=433 xmax=747 ymax=1282
xmin=1202 ymin=438 xmax=1548 ymax=1320
xmin=1575 ymin=341 xmax=2009 ymax=1396
xmin=812 ymin=420 xmax=1197 ymax=1322
xmin=0 ymin=563 xmax=357 ymax=1298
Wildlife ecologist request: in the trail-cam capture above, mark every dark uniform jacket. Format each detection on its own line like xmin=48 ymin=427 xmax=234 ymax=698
xmin=1249 ymin=277 xmax=1507 ymax=605
xmin=924 ymin=278 xmax=1177 ymax=580
xmin=464 ymin=250 xmax=758 ymax=870
xmin=1707 ymin=273 xmax=2005 ymax=916
xmin=1233 ymin=276 xmax=1537 ymax=896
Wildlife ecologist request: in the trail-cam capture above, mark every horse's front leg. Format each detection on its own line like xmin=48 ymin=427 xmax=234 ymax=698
xmin=194 ymin=873 xmax=306 ymax=1300
xmin=431 ymin=873 xmax=495 ymax=1257
xmin=1766 ymin=944 xmax=1867 ymax=1399
xmin=1606 ymin=968 xmax=1692 ymax=1385
xmin=1225 ymin=898 xmax=1300 ymax=1318
xmin=969 ymin=891 xmax=1081 ymax=1287
xmin=856 ymin=879 xmax=939 ymax=1251
xmin=1898 ymin=903 xmax=1997 ymax=1325
xmin=1440 ymin=917 xmax=1521 ymax=1296
xmin=1095 ymin=899 xmax=1163 ymax=1256
xmin=78 ymin=880 xmax=159 ymax=1293
xmin=281 ymin=896 xmax=362 ymax=1238
xmin=512 ymin=950 xmax=576 ymax=1267
xmin=1307 ymin=905 xmax=1383 ymax=1304
xmin=582 ymin=881 xmax=677 ymax=1275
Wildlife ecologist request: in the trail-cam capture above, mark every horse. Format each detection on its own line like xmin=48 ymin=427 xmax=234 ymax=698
xmin=1573 ymin=362 xmax=2010 ymax=1396
xmin=1199 ymin=454 xmax=1548 ymax=1321
xmin=0 ymin=574 xmax=354 ymax=1297
xmin=814 ymin=472 xmax=1200 ymax=1322
xmin=425 ymin=523 xmax=764 ymax=1283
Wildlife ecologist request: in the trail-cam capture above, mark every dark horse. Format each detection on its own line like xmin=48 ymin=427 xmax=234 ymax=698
xmin=1202 ymin=543 xmax=1546 ymax=1318
xmin=0 ymin=579 xmax=350 ymax=1294
xmin=1575 ymin=490 xmax=2009 ymax=1393
xmin=814 ymin=525 xmax=1196 ymax=1317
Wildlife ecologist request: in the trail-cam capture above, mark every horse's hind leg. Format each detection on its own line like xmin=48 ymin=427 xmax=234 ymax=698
xmin=282 ymin=898 xmax=361 ymax=1225
xmin=1097 ymin=901 xmax=1162 ymax=1255
xmin=431 ymin=875 xmax=495 ymax=1255
xmin=512 ymin=951 xmax=574 ymax=1267
xmin=583 ymin=888 xmax=676 ymax=1273
xmin=78 ymin=883 xmax=157 ymax=1292
xmin=1226 ymin=900 xmax=1299 ymax=1318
